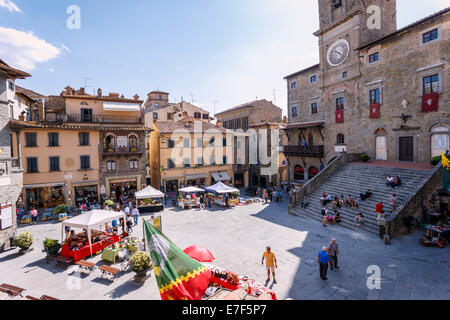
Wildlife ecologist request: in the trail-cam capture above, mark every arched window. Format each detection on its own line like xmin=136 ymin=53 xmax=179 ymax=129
xmin=129 ymin=134 xmax=138 ymax=152
xmin=298 ymin=134 xmax=304 ymax=146
xmin=129 ymin=159 xmax=138 ymax=169
xmin=309 ymin=166 xmax=319 ymax=179
xmin=106 ymin=160 xmax=116 ymax=172
xmin=337 ymin=134 xmax=345 ymax=145
xmin=431 ymin=124 xmax=449 ymax=157
xmin=105 ymin=135 xmax=115 ymax=152
xmin=294 ymin=165 xmax=304 ymax=181
xmin=308 ymin=133 xmax=314 ymax=146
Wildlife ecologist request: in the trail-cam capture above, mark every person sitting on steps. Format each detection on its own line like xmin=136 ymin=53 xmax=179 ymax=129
xmin=360 ymin=189 xmax=373 ymax=201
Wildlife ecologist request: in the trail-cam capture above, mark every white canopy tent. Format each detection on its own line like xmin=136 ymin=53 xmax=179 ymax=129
xmin=178 ymin=186 xmax=205 ymax=193
xmin=135 ymin=186 xmax=164 ymax=200
xmin=61 ymin=210 xmax=125 ymax=256
xmin=205 ymin=182 xmax=240 ymax=194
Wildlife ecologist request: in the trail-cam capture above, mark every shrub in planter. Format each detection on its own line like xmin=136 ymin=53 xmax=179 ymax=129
xmin=431 ymin=155 xmax=442 ymax=166
xmin=54 ymin=204 xmax=70 ymax=215
xmin=13 ymin=232 xmax=34 ymax=250
xmin=43 ymin=238 xmax=61 ymax=255
xmin=104 ymin=199 xmax=114 ymax=207
xmin=360 ymin=153 xmax=370 ymax=162
xmin=129 ymin=251 xmax=152 ymax=273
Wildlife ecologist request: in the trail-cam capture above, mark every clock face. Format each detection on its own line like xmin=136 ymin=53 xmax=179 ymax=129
xmin=327 ymin=39 xmax=350 ymax=67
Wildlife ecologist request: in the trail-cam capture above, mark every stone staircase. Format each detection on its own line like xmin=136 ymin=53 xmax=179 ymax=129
xmin=291 ymin=163 xmax=432 ymax=235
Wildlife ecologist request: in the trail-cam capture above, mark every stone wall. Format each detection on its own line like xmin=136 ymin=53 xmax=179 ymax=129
xmin=386 ymin=162 xmax=443 ymax=238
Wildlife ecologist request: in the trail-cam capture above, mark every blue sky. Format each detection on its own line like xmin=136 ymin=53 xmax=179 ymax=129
xmin=0 ymin=0 xmax=448 ymax=115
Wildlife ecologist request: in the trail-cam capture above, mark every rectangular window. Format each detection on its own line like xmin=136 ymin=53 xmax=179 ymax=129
xmin=27 ymin=157 xmax=38 ymax=173
xmin=369 ymin=52 xmax=379 ymax=63
xmin=223 ymin=156 xmax=227 ymax=165
xmin=49 ymin=156 xmax=60 ymax=172
xmin=183 ymin=158 xmax=191 ymax=168
xmin=80 ymin=108 xmax=93 ymax=122
xmin=336 ymin=97 xmax=345 ymax=111
xmin=9 ymin=105 xmax=14 ymax=119
xmin=183 ymin=138 xmax=190 ymax=148
xmin=423 ymin=28 xmax=438 ymax=43
xmin=290 ymin=82 xmax=297 ymax=89
xmin=222 ymin=138 xmax=227 ymax=147
xmin=8 ymin=81 xmax=15 ymax=91
xmin=167 ymin=113 xmax=173 ymax=120
xmin=79 ymin=132 xmax=90 ymax=146
xmin=291 ymin=106 xmax=298 ymax=117
xmin=209 ymin=137 xmax=215 ymax=146
xmin=209 ymin=157 xmax=216 ymax=165
xmin=196 ymin=157 xmax=203 ymax=166
xmin=25 ymin=132 xmax=37 ymax=147
xmin=129 ymin=160 xmax=138 ymax=169
xmin=423 ymin=74 xmax=439 ymax=94
xmin=80 ymin=156 xmax=90 ymax=170
xmin=48 ymin=132 xmax=59 ymax=147
xmin=310 ymin=75 xmax=317 ymax=83
xmin=153 ymin=112 xmax=158 ymax=120
xmin=194 ymin=112 xmax=201 ymax=119
xmin=168 ymin=159 xmax=175 ymax=169
xmin=311 ymin=103 xmax=318 ymax=115
xmin=107 ymin=161 xmax=116 ymax=171
xmin=168 ymin=139 xmax=175 ymax=148
xmin=343 ymin=71 xmax=348 ymax=78
xmin=202 ymin=114 xmax=209 ymax=120
xmin=369 ymin=88 xmax=381 ymax=104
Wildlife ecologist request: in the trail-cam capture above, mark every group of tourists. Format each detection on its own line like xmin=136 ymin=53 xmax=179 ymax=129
xmin=321 ymin=206 xmax=342 ymax=227
xmin=320 ymin=193 xmax=359 ymax=210
xmin=385 ymin=176 xmax=402 ymax=189
xmin=257 ymin=187 xmax=283 ymax=204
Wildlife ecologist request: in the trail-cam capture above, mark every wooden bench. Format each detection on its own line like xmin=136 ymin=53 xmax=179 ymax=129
xmin=56 ymin=256 xmax=73 ymax=266
xmin=0 ymin=283 xmax=26 ymax=297
xmin=76 ymin=260 xmax=96 ymax=273
xmin=99 ymin=265 xmax=120 ymax=280
xmin=40 ymin=295 xmax=59 ymax=300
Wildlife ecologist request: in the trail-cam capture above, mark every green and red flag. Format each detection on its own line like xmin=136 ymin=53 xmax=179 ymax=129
xmin=143 ymin=220 xmax=211 ymax=300
xmin=442 ymin=153 xmax=450 ymax=192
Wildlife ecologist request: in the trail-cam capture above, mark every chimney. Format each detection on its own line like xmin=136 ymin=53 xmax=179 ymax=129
xmin=109 ymin=92 xmax=120 ymax=98
xmin=134 ymin=94 xmax=140 ymax=101
xmin=78 ymin=87 xmax=85 ymax=95
xmin=64 ymin=86 xmax=73 ymax=95
xmin=97 ymin=88 xmax=102 ymax=97
xmin=120 ymin=94 xmax=125 ymax=99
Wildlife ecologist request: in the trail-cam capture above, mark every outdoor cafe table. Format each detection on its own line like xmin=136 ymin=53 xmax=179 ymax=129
xmin=101 ymin=246 xmax=122 ymax=264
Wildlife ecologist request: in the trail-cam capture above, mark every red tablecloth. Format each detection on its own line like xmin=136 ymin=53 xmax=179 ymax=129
xmin=61 ymin=235 xmax=120 ymax=262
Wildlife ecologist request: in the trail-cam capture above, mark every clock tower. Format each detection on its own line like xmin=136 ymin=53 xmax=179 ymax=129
xmin=315 ymin=0 xmax=397 ymax=74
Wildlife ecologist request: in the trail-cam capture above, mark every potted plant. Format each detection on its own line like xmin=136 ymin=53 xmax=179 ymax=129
xmin=104 ymin=199 xmax=114 ymax=209
xmin=14 ymin=232 xmax=34 ymax=252
xmin=360 ymin=153 xmax=370 ymax=162
xmin=54 ymin=204 xmax=69 ymax=215
xmin=130 ymin=251 xmax=153 ymax=282
xmin=431 ymin=155 xmax=442 ymax=166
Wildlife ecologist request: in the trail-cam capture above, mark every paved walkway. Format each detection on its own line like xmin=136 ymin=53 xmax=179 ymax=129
xmin=0 ymin=198 xmax=449 ymax=300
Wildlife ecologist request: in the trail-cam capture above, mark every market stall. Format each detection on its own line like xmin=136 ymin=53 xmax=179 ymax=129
xmin=135 ymin=186 xmax=165 ymax=213
xmin=420 ymin=224 xmax=450 ymax=248
xmin=60 ymin=210 xmax=125 ymax=262
xmin=177 ymin=187 xmax=205 ymax=209
xmin=203 ymin=263 xmax=277 ymax=300
xmin=205 ymin=182 xmax=240 ymax=207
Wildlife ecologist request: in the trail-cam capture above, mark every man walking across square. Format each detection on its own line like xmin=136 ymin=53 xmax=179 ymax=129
xmin=327 ymin=238 xmax=340 ymax=270
xmin=262 ymin=246 xmax=278 ymax=284
xmin=318 ymin=246 xmax=332 ymax=280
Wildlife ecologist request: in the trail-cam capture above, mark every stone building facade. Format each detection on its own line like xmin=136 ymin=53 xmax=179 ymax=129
xmin=0 ymin=59 xmax=30 ymax=251
xmin=284 ymin=1 xmax=450 ymax=184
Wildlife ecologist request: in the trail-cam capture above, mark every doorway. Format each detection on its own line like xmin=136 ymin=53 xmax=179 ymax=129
xmin=399 ymin=137 xmax=414 ymax=162
xmin=376 ymin=136 xmax=387 ymax=160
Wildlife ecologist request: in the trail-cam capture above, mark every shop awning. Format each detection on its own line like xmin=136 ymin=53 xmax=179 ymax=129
xmin=135 ymin=186 xmax=164 ymax=200
xmin=110 ymin=179 xmax=137 ymax=184
xmin=24 ymin=182 xmax=65 ymax=189
xmin=186 ymin=173 xmax=208 ymax=180
xmin=163 ymin=175 xmax=185 ymax=181
xmin=103 ymin=101 xmax=140 ymax=112
xmin=284 ymin=121 xmax=325 ymax=130
xmin=211 ymin=172 xmax=231 ymax=182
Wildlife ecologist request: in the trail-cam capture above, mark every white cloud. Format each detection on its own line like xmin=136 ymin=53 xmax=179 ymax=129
xmin=0 ymin=0 xmax=21 ymax=13
xmin=0 ymin=27 xmax=68 ymax=71
xmin=49 ymin=68 xmax=55 ymax=72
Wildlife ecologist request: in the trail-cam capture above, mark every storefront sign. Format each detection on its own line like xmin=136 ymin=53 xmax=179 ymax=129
xmin=65 ymin=174 xmax=73 ymax=180
xmin=148 ymin=216 xmax=162 ymax=233
xmin=0 ymin=202 xmax=13 ymax=230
